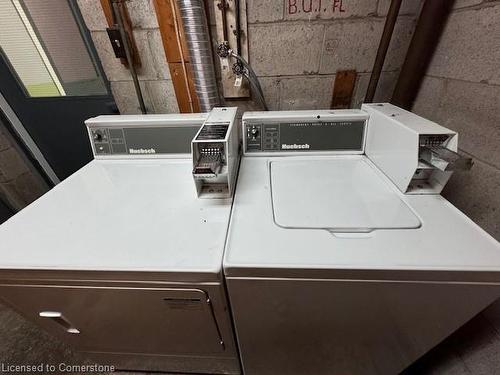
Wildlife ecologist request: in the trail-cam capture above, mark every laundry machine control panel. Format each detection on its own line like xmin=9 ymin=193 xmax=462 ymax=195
xmin=243 ymin=110 xmax=368 ymax=155
xmin=85 ymin=114 xmax=208 ymax=158
xmin=88 ymin=126 xmax=201 ymax=156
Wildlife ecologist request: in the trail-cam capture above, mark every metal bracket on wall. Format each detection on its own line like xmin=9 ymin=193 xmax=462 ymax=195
xmin=106 ymin=27 xmax=127 ymax=59
xmin=101 ymin=0 xmax=141 ymax=68
xmin=213 ymin=0 xmax=250 ymax=99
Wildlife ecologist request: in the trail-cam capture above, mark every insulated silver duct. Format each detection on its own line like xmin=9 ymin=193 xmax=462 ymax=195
xmin=177 ymin=0 xmax=220 ymax=111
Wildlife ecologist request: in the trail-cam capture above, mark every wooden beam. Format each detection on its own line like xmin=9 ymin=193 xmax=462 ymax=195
xmin=154 ymin=0 xmax=199 ymax=113
xmin=170 ymin=63 xmax=200 ymax=113
xmin=153 ymin=0 xmax=190 ymax=63
xmin=331 ymin=70 xmax=357 ymax=109
xmin=100 ymin=0 xmax=114 ymax=25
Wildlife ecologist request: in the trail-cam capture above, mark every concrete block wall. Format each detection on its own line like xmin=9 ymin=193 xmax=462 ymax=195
xmin=222 ymin=0 xmax=423 ymax=111
xmin=413 ymin=0 xmax=500 ymax=242
xmin=77 ymin=0 xmax=179 ymax=114
xmin=77 ymin=0 xmax=421 ymax=114
xmin=409 ymin=1 xmax=500 ymax=374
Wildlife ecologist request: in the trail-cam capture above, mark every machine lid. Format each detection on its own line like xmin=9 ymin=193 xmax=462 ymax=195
xmin=270 ymin=158 xmax=421 ymax=232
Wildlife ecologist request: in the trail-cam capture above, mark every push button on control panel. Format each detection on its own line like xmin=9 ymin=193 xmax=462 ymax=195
xmin=263 ymin=126 xmax=279 ymax=151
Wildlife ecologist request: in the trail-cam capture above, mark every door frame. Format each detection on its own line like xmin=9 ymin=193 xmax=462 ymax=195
xmin=0 ymin=0 xmax=116 ymax=183
xmin=0 ymin=92 xmax=59 ymax=185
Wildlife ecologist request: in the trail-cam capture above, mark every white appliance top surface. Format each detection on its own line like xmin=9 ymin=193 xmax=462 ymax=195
xmin=362 ymin=103 xmax=455 ymax=135
xmin=242 ymin=109 xmax=367 ymax=121
xmin=0 ymin=159 xmax=232 ymax=279
xmin=86 ymin=112 xmax=208 ymax=127
xmin=271 ymin=158 xmax=420 ymax=231
xmin=224 ymin=155 xmax=500 ymax=280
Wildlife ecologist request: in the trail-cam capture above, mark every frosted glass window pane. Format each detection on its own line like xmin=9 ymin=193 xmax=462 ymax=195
xmin=0 ymin=0 xmax=107 ymax=97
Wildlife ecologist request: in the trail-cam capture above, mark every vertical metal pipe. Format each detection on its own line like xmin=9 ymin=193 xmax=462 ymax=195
xmin=112 ymin=0 xmax=147 ymax=114
xmin=234 ymin=0 xmax=242 ymax=55
xmin=364 ymin=0 xmax=402 ymax=103
xmin=177 ymin=0 xmax=220 ymax=111
xmin=392 ymin=0 xmax=455 ymax=109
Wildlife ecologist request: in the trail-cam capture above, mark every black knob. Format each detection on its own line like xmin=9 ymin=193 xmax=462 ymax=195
xmin=93 ymin=131 xmax=103 ymax=142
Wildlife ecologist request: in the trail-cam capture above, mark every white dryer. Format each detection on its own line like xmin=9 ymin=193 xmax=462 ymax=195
xmin=224 ymin=104 xmax=500 ymax=375
xmin=0 ymin=110 xmax=240 ymax=374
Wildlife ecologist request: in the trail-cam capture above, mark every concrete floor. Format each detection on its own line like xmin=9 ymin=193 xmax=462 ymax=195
xmin=0 ymin=301 xmax=499 ymax=375
xmin=0 ymin=302 xmax=158 ymax=375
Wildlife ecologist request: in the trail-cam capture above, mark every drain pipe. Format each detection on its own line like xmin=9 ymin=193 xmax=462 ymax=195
xmin=392 ymin=0 xmax=455 ymax=109
xmin=365 ymin=0 xmax=402 ymax=103
xmin=177 ymin=0 xmax=220 ymax=111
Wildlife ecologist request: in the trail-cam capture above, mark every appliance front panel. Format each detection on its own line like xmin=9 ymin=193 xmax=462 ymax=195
xmin=244 ymin=119 xmax=366 ymax=154
xmin=227 ymin=277 xmax=500 ymax=375
xmin=89 ymin=125 xmax=200 ymax=156
xmin=0 ymin=285 xmax=229 ymax=355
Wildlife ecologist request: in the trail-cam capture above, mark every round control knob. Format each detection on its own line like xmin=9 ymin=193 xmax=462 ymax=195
xmin=93 ymin=131 xmax=103 ymax=142
xmin=250 ymin=127 xmax=259 ymax=138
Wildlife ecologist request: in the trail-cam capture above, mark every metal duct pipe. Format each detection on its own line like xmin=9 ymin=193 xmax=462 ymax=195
xmin=391 ymin=0 xmax=455 ymax=109
xmin=177 ymin=0 xmax=220 ymax=111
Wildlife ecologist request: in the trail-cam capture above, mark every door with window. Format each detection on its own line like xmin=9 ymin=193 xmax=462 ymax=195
xmin=0 ymin=0 xmax=117 ymax=180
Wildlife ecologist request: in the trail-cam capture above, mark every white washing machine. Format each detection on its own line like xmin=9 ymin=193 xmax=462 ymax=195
xmin=0 ymin=110 xmax=241 ymax=374
xmin=224 ymin=104 xmax=500 ymax=375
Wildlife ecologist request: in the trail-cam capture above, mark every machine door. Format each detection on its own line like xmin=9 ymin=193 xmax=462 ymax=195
xmin=0 ymin=285 xmax=226 ymax=355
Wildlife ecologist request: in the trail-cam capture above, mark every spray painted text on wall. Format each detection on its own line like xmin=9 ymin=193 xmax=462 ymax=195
xmin=285 ymin=0 xmax=376 ymax=20
xmin=286 ymin=0 xmax=346 ymax=18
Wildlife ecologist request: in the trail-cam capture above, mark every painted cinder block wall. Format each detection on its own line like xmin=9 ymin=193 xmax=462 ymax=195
xmin=77 ymin=0 xmax=422 ymax=113
xmin=220 ymin=0 xmax=422 ymax=111
xmin=77 ymin=0 xmax=179 ymax=114
xmin=407 ymin=1 xmax=500 ymax=373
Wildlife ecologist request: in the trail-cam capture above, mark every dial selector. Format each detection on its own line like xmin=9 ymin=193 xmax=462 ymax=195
xmin=250 ymin=126 xmax=259 ymax=139
xmin=94 ymin=130 xmax=107 ymax=142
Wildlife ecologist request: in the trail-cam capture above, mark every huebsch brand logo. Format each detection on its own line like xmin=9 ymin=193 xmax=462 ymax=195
xmin=281 ymin=143 xmax=310 ymax=150
xmin=129 ymin=148 xmax=156 ymax=154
